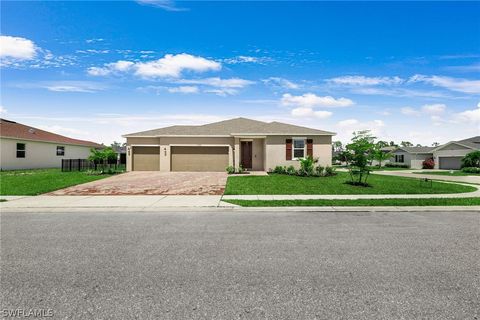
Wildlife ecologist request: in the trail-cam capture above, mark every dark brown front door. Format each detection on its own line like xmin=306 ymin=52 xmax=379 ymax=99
xmin=241 ymin=141 xmax=252 ymax=169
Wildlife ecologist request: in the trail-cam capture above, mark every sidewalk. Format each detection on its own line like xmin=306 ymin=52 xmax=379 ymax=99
xmin=372 ymin=170 xmax=480 ymax=184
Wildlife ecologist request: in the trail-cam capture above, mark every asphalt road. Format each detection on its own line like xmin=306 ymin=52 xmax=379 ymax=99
xmin=1 ymin=210 xmax=479 ymax=320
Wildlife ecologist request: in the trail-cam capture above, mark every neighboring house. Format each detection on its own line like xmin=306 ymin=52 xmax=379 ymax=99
xmin=432 ymin=136 xmax=480 ymax=169
xmin=0 ymin=118 xmax=103 ymax=170
xmin=370 ymin=146 xmax=396 ymax=166
xmin=389 ymin=146 xmax=435 ymax=169
xmin=112 ymin=145 xmax=127 ymax=165
xmin=123 ymin=117 xmax=335 ymax=172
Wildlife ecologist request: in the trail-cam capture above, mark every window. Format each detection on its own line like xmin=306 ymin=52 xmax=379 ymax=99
xmin=395 ymin=154 xmax=404 ymax=163
xmin=16 ymin=143 xmax=26 ymax=158
xmin=56 ymin=146 xmax=65 ymax=156
xmin=292 ymin=138 xmax=306 ymax=159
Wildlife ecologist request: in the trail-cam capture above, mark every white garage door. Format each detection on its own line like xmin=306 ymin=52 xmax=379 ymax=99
xmin=439 ymin=157 xmax=462 ymax=170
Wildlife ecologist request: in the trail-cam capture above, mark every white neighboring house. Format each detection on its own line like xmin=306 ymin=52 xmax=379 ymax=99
xmin=0 ymin=118 xmax=103 ymax=170
xmin=432 ymin=136 xmax=480 ymax=169
xmin=389 ymin=146 xmax=435 ymax=169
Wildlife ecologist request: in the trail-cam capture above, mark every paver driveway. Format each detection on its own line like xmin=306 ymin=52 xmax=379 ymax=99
xmin=50 ymin=172 xmax=228 ymax=195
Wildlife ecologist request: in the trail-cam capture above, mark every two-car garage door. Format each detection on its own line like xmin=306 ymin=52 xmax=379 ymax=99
xmin=171 ymin=146 xmax=228 ymax=172
xmin=132 ymin=146 xmax=228 ymax=171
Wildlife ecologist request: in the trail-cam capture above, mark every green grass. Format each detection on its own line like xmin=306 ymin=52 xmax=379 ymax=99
xmin=0 ymin=168 xmax=115 ymax=195
xmin=334 ymin=165 xmax=411 ymax=171
xmin=225 ymin=198 xmax=480 ymax=207
xmin=224 ymin=172 xmax=476 ymax=195
xmin=413 ymin=171 xmax=480 ymax=176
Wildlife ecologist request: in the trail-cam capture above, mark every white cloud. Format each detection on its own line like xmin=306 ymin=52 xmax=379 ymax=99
xmin=85 ymin=38 xmax=105 ymax=43
xmin=0 ymin=35 xmax=37 ymax=60
xmin=444 ymin=63 xmax=480 ymax=73
xmin=135 ymin=54 xmax=220 ymax=78
xmin=167 ymin=86 xmax=199 ymax=94
xmin=281 ymin=93 xmax=354 ymax=108
xmin=88 ymin=54 xmax=221 ymax=78
xmin=176 ymin=77 xmax=254 ymax=88
xmin=16 ymin=81 xmax=107 ymax=93
xmin=338 ymin=119 xmax=359 ymax=127
xmin=203 ymin=88 xmax=239 ymax=96
xmin=409 ymin=74 xmax=480 ymax=94
xmin=401 ymin=107 xmax=421 ymax=116
xmin=291 ymin=107 xmax=332 ymax=119
xmin=0 ymin=106 xmax=7 ymax=114
xmin=454 ymin=103 xmax=480 ymax=124
xmin=328 ymin=75 xmax=403 ymax=86
xmin=421 ymin=103 xmax=446 ymax=115
xmin=262 ymin=77 xmax=300 ymax=89
xmin=223 ymin=56 xmax=268 ymax=64
xmin=135 ymin=0 xmax=187 ymax=11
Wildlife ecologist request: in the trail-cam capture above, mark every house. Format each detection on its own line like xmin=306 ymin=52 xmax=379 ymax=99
xmin=0 ymin=118 xmax=103 ymax=170
xmin=111 ymin=145 xmax=127 ymax=165
xmin=432 ymin=136 xmax=480 ymax=169
xmin=123 ymin=117 xmax=335 ymax=172
xmin=389 ymin=146 xmax=435 ymax=169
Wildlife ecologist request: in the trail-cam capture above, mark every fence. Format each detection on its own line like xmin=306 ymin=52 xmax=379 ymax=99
xmin=61 ymin=159 xmax=125 ymax=172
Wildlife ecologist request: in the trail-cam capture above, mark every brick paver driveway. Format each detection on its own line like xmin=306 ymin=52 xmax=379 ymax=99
xmin=50 ymin=172 xmax=228 ymax=195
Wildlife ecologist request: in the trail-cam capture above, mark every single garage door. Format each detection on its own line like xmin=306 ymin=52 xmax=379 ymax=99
xmin=439 ymin=157 xmax=462 ymax=170
xmin=133 ymin=146 xmax=160 ymax=171
xmin=171 ymin=146 xmax=228 ymax=172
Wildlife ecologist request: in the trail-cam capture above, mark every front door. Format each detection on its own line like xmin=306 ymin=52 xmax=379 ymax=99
xmin=241 ymin=141 xmax=252 ymax=169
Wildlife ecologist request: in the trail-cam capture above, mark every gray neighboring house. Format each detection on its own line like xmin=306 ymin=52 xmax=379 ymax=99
xmin=432 ymin=136 xmax=480 ymax=169
xmin=389 ymin=146 xmax=435 ymax=169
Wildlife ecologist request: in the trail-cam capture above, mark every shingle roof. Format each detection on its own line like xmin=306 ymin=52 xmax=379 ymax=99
xmin=397 ymin=146 xmax=435 ymax=153
xmin=457 ymin=136 xmax=480 ymax=150
xmin=0 ymin=118 xmax=103 ymax=148
xmin=123 ymin=117 xmax=335 ymax=137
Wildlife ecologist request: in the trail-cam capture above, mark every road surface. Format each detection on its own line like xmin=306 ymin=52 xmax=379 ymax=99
xmin=1 ymin=209 xmax=479 ymax=319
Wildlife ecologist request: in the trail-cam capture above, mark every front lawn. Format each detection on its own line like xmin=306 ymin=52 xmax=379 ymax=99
xmin=224 ymin=198 xmax=480 ymax=207
xmin=0 ymin=169 xmax=115 ymax=195
xmin=413 ymin=171 xmax=480 ymax=176
xmin=224 ymin=172 xmax=476 ymax=195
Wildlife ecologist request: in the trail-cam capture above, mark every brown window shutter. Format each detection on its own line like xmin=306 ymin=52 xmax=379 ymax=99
xmin=307 ymin=139 xmax=313 ymax=157
xmin=286 ymin=139 xmax=292 ymax=160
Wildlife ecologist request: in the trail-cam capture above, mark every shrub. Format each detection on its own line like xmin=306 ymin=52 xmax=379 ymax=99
xmin=385 ymin=163 xmax=410 ymax=168
xmin=325 ymin=166 xmax=336 ymax=176
xmin=298 ymin=156 xmax=317 ymax=176
xmin=286 ymin=165 xmax=297 ymax=175
xmin=462 ymin=151 xmax=480 ymax=168
xmin=237 ymin=165 xmax=245 ymax=174
xmin=273 ymin=166 xmax=286 ymax=174
xmin=315 ymin=165 xmax=324 ymax=176
xmin=225 ymin=166 xmax=235 ymax=174
xmin=461 ymin=167 xmax=480 ymax=174
xmin=422 ymin=158 xmax=435 ymax=169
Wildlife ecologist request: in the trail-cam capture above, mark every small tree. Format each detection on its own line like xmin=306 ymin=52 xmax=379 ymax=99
xmin=400 ymin=141 xmax=413 ymax=147
xmin=372 ymin=142 xmax=393 ymax=168
xmin=462 ymin=151 xmax=480 ymax=168
xmin=346 ymin=130 xmax=375 ymax=186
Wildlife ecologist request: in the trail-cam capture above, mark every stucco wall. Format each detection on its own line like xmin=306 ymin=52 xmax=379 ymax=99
xmin=265 ymin=135 xmax=332 ymax=171
xmin=390 ymin=151 xmax=433 ymax=169
xmin=0 ymin=138 xmax=93 ymax=170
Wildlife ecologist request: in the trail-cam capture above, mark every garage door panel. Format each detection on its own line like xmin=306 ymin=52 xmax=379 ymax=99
xmin=133 ymin=147 xmax=160 ymax=171
xmin=171 ymin=146 xmax=228 ymax=172
xmin=439 ymin=157 xmax=462 ymax=170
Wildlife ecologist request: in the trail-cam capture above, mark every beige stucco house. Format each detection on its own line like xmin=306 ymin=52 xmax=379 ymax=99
xmin=123 ymin=118 xmax=335 ymax=172
xmin=0 ymin=118 xmax=103 ymax=170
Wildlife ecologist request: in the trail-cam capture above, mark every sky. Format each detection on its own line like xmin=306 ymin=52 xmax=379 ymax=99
xmin=1 ymin=0 xmax=479 ymax=145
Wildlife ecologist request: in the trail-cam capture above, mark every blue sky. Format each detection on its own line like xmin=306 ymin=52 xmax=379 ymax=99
xmin=1 ymin=1 xmax=479 ymax=144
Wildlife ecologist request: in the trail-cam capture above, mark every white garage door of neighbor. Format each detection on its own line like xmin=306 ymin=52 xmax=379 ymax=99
xmin=439 ymin=157 xmax=462 ymax=170
xmin=171 ymin=146 xmax=229 ymax=172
